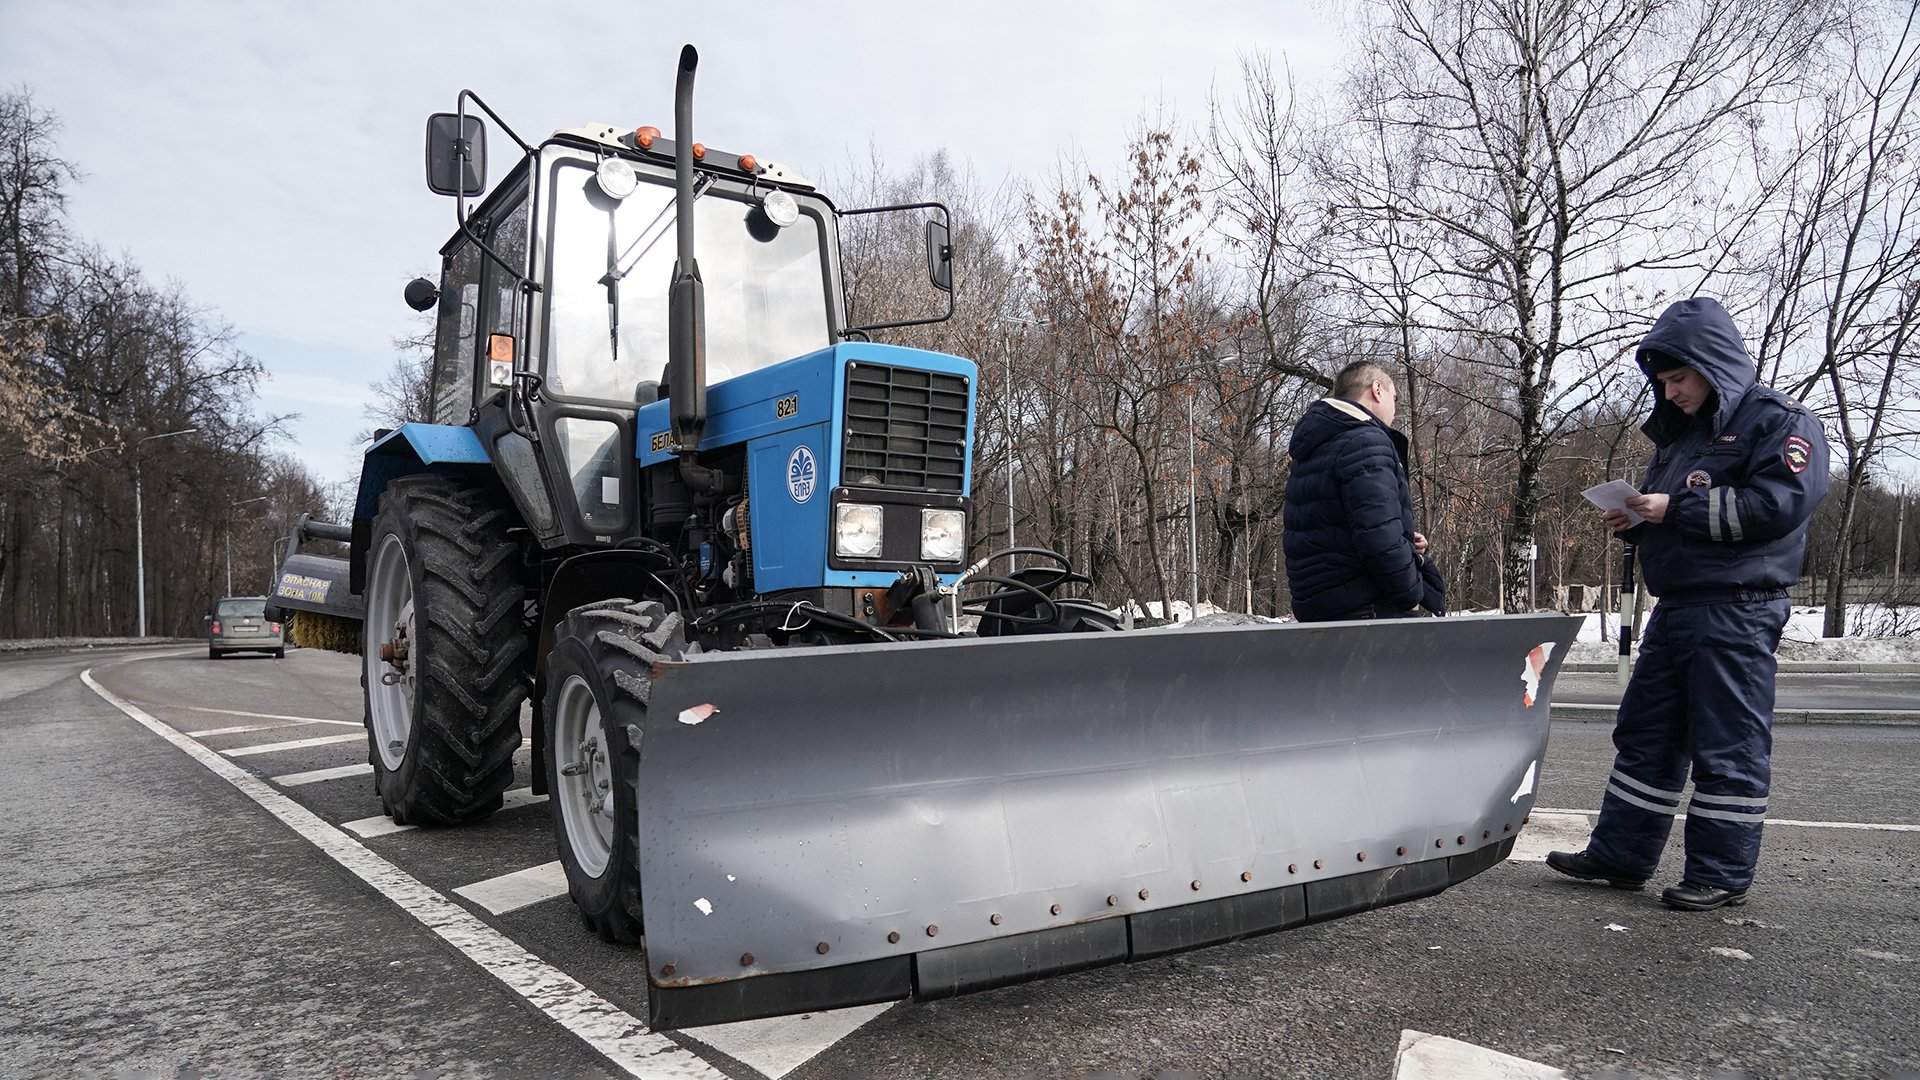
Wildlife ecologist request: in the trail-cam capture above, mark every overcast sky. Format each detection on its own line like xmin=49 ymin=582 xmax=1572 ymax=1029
xmin=1 ymin=0 xmax=1349 ymax=488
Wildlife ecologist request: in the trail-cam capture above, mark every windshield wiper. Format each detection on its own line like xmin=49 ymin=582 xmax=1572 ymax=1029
xmin=597 ymin=173 xmax=717 ymax=365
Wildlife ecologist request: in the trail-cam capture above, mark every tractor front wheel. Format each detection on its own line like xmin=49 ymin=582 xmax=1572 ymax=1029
xmin=543 ymin=598 xmax=689 ymax=943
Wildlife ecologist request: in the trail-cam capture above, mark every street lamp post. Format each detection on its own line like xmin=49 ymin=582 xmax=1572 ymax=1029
xmin=226 ymin=496 xmax=270 ymax=595
xmin=1188 ymin=390 xmax=1198 ymax=620
xmin=1003 ymin=338 xmax=1015 ymax=553
xmin=131 ymin=427 xmax=199 ymax=637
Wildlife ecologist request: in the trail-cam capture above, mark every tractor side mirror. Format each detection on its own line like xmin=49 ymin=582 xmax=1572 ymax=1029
xmin=425 ymin=113 xmax=487 ymax=197
xmin=926 ymin=219 xmax=953 ymax=292
xmin=404 ymin=277 xmax=440 ymax=312
xmin=263 ymin=604 xmax=284 ymax=623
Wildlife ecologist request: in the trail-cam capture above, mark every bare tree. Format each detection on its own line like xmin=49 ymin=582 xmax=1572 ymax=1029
xmin=1332 ymin=0 xmax=1828 ymax=609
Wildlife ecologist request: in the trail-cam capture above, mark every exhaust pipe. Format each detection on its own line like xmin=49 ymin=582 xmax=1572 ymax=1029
xmin=667 ymin=44 xmax=715 ymax=493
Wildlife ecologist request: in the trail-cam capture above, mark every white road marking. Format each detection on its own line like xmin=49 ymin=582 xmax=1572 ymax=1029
xmin=188 ymin=721 xmax=303 ymax=738
xmin=273 ymin=762 xmax=375 ymax=787
xmin=680 ymin=1003 xmax=895 ymax=1079
xmin=1532 ymin=807 xmax=1920 ymax=833
xmin=221 ymin=732 xmax=365 ymax=757
xmin=81 ymin=669 xmax=723 ymax=1080
xmin=455 ymin=861 xmax=571 ymax=915
xmin=166 ymin=703 xmax=363 ymax=727
xmin=1506 ymin=812 xmax=1593 ymax=862
xmin=344 ymin=788 xmax=548 ymax=838
xmin=1393 ymin=1029 xmax=1565 ymax=1079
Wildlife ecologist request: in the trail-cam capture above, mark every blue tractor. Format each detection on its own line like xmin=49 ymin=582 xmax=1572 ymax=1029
xmin=282 ymin=47 xmax=1581 ymax=1030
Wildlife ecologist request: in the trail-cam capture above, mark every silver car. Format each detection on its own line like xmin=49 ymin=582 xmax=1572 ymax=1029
xmin=207 ymin=596 xmax=286 ymax=660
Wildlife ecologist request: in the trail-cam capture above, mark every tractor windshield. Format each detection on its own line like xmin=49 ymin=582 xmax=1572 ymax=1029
xmin=543 ymin=157 xmax=833 ymax=403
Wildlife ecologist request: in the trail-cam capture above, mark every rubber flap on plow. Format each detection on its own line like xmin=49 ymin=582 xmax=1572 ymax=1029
xmin=635 ymin=612 xmax=1581 ymax=1028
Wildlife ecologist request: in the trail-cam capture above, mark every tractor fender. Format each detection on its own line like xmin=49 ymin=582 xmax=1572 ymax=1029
xmin=528 ymin=548 xmax=679 ymax=795
xmin=349 ymin=424 xmax=494 ymax=593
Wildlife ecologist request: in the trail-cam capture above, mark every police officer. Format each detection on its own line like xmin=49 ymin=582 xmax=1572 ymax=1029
xmin=1548 ymin=297 xmax=1828 ymax=911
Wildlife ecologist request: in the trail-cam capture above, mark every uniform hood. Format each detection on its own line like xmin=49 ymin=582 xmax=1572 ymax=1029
xmin=1289 ymin=398 xmax=1406 ymax=462
xmin=1636 ymin=297 xmax=1756 ymax=443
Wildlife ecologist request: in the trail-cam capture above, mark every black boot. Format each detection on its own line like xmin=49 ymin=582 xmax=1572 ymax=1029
xmin=1661 ymin=881 xmax=1748 ymax=911
xmin=1545 ymin=849 xmax=1649 ymax=890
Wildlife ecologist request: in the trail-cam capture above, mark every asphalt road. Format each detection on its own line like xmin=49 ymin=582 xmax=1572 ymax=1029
xmin=2 ymin=645 xmax=1916 ymax=1079
xmin=1557 ymin=670 xmax=1920 ymax=712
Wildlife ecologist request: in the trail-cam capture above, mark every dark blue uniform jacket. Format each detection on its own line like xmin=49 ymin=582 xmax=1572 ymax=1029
xmin=1284 ymin=398 xmax=1445 ymax=621
xmin=1625 ymin=298 xmax=1830 ymax=599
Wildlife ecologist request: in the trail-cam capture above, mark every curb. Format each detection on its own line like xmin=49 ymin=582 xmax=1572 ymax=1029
xmin=1562 ymin=661 xmax=1920 ymax=674
xmin=1550 ymin=702 xmax=1920 ymax=726
xmin=0 ymin=638 xmax=201 ymax=657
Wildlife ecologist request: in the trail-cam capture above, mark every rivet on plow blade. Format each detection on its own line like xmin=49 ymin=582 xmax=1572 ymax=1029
xmin=1138 ymin=888 xmax=1150 ymax=901
xmin=1356 ymin=852 xmax=1367 ymax=862
xmin=1397 ymin=847 xmax=1408 ymax=856
xmin=1288 ymin=864 xmax=1298 ymax=874
xmin=1049 ymin=903 xmax=1062 ymax=916
xmin=1313 ymin=859 xmax=1324 ymax=870
xmin=1106 ymin=895 xmax=1118 ymax=907
xmin=660 ymin=964 xmax=676 ymax=978
xmin=1504 ymin=824 xmax=1513 ymax=832
xmin=739 ymin=953 xmax=754 ymax=967
xmin=989 ymin=914 xmax=1003 ymax=926
xmin=1436 ymin=839 xmax=1445 ymax=848
xmin=1483 ymin=830 xmax=1492 ymax=840
xmin=886 ymin=931 xmax=901 ymax=944
xmin=1457 ymin=835 xmax=1467 ymax=845
xmin=815 ymin=942 xmax=830 ymax=955
xmin=1241 ymin=871 xmax=1253 ymax=882
xmin=1190 ymin=880 xmax=1202 ymax=891
xmin=925 ymin=925 xmax=939 ymax=938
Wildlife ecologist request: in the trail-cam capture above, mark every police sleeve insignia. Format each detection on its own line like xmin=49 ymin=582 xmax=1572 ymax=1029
xmin=1783 ymin=435 xmax=1811 ymax=474
xmin=1685 ymin=469 xmax=1712 ymax=488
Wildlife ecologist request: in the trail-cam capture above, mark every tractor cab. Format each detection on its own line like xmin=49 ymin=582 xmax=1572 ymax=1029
xmin=399 ymin=101 xmax=954 ymax=561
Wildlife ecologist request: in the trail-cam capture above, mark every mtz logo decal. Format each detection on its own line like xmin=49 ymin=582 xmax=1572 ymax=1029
xmin=1783 ymin=435 xmax=1812 ymax=474
xmin=775 ymin=394 xmax=799 ymax=419
xmin=650 ymin=431 xmax=672 ymax=453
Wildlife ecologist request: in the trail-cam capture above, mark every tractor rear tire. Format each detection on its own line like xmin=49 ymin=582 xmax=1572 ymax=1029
xmin=543 ymin=598 xmax=689 ymax=944
xmin=363 ymin=474 xmax=528 ymax=826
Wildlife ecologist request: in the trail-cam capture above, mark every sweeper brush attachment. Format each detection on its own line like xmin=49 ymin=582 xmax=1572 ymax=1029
xmin=270 ymin=514 xmax=362 ymax=654
xmin=627 ymin=611 xmax=1581 ymax=1028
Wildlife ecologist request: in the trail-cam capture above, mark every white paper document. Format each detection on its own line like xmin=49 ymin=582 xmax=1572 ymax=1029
xmin=1581 ymin=479 xmax=1645 ymax=526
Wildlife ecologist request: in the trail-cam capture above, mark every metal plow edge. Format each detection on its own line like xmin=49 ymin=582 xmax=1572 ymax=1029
xmin=634 ymin=612 xmax=1582 ymax=1029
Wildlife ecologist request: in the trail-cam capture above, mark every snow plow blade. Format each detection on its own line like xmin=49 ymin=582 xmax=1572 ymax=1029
xmin=636 ymin=612 xmax=1581 ymax=1029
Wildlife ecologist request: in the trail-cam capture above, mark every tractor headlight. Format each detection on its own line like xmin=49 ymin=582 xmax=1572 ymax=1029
xmin=834 ymin=503 xmax=885 ymax=558
xmin=920 ymin=509 xmax=966 ymax=562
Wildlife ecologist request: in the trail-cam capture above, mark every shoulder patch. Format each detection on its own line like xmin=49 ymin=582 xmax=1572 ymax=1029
xmin=1717 ymin=433 xmax=1739 ymax=444
xmin=1783 ymin=434 xmax=1812 ymax=474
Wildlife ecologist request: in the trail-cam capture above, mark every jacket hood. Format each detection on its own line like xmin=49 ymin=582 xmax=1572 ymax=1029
xmin=1636 ymin=297 xmax=1756 ymax=443
xmin=1289 ymin=398 xmax=1406 ymax=461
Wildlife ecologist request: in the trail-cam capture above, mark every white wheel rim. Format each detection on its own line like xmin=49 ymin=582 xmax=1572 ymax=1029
xmin=554 ymin=674 xmax=616 ymax=879
xmin=366 ymin=532 xmax=416 ymax=772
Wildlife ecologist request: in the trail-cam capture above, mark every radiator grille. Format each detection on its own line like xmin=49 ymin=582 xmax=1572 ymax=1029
xmin=842 ymin=363 xmax=968 ymax=493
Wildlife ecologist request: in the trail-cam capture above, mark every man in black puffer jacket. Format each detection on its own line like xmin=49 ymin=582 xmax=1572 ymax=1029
xmin=1283 ymin=360 xmax=1445 ymax=621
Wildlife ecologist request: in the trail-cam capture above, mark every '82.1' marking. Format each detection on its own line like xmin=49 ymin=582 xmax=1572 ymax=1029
xmin=775 ymin=394 xmax=799 ymax=419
